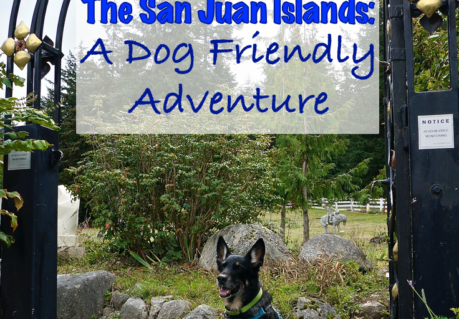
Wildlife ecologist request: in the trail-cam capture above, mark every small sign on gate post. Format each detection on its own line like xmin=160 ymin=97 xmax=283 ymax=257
xmin=418 ymin=114 xmax=454 ymax=150
xmin=7 ymin=151 xmax=31 ymax=170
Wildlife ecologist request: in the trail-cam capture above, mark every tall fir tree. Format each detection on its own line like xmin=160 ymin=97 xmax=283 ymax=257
xmin=276 ymin=135 xmax=369 ymax=243
xmin=42 ymin=52 xmax=89 ymax=187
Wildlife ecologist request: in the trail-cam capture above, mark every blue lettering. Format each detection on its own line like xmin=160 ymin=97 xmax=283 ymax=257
xmin=125 ymin=40 xmax=151 ymax=64
xmin=80 ymin=38 xmax=113 ymax=64
xmin=129 ymin=88 xmax=161 ymax=114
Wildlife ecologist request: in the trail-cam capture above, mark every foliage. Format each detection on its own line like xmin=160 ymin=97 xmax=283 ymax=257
xmin=69 ymin=134 xmax=279 ymax=260
xmin=275 ymin=135 xmax=369 ymax=242
xmin=332 ymin=135 xmax=385 ymax=190
xmin=310 ymin=252 xmax=355 ymax=296
xmin=0 ymin=57 xmax=59 ymax=247
xmin=412 ymin=10 xmax=459 ymax=92
xmin=76 ymin=0 xmax=237 ymax=134
xmin=351 ymin=167 xmax=386 ymax=205
xmin=42 ymin=52 xmax=89 ymax=187
xmin=407 ymin=281 xmax=458 ymax=319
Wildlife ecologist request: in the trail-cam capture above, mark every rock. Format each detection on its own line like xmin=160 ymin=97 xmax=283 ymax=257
xmin=68 ymin=247 xmax=86 ymax=259
xmin=103 ymin=307 xmax=115 ymax=316
xmin=199 ymin=224 xmax=293 ymax=270
xmin=149 ymin=296 xmax=174 ymax=319
xmin=112 ymin=291 xmax=130 ymax=309
xmin=359 ymin=301 xmax=386 ymax=319
xmin=157 ymin=300 xmax=192 ymax=319
xmin=298 ymin=234 xmax=372 ymax=271
xmin=57 ymin=247 xmax=68 ymax=258
xmin=57 ymin=270 xmax=116 ymax=319
xmin=101 ymin=307 xmax=115 ymax=319
xmin=183 ymin=305 xmax=217 ymax=319
xmin=295 ymin=297 xmax=337 ymax=319
xmin=58 ymin=246 xmax=86 ymax=260
xmin=120 ymin=298 xmax=148 ymax=319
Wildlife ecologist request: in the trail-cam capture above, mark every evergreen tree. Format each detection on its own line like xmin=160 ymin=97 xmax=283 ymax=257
xmin=42 ymin=52 xmax=89 ymax=187
xmin=276 ymin=134 xmax=369 ymax=243
xmin=76 ymin=0 xmax=238 ymax=133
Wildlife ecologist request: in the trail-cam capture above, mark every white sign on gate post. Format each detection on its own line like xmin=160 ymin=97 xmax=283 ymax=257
xmin=8 ymin=151 xmax=31 ymax=170
xmin=418 ymin=114 xmax=455 ymax=150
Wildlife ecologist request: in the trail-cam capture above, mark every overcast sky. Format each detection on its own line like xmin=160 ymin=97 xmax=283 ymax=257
xmin=0 ymin=0 xmax=77 ymax=99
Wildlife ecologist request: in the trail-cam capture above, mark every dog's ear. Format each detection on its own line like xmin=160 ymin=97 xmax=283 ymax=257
xmin=216 ymin=236 xmax=231 ymax=264
xmin=246 ymin=238 xmax=265 ymax=269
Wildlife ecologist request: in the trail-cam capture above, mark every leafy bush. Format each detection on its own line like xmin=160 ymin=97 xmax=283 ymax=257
xmin=70 ymin=134 xmax=279 ymax=260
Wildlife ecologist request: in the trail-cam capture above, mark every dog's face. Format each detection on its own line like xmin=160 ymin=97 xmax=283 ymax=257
xmin=216 ymin=236 xmax=265 ymax=300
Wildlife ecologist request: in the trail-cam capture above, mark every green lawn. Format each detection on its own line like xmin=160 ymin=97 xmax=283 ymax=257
xmin=263 ymin=208 xmax=387 ymax=250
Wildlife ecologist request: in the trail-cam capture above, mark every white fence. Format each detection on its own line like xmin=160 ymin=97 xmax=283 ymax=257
xmin=311 ymin=198 xmax=387 ymax=213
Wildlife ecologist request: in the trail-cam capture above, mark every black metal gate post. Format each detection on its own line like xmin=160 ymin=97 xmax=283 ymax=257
xmin=1 ymin=1 xmax=70 ymax=318
xmin=384 ymin=0 xmax=459 ymax=317
xmin=384 ymin=0 xmax=414 ymax=317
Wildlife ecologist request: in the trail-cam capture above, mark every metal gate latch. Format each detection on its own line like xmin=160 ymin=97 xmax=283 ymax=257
xmin=51 ymin=150 xmax=63 ymax=168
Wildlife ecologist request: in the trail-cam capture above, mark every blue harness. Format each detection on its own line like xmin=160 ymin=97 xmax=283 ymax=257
xmin=225 ymin=304 xmax=283 ymax=319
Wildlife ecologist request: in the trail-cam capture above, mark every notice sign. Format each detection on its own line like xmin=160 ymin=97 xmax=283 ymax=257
xmin=418 ymin=114 xmax=455 ymax=150
xmin=8 ymin=151 xmax=31 ymax=171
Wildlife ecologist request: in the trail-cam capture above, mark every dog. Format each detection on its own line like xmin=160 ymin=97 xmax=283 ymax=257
xmin=216 ymin=236 xmax=282 ymax=319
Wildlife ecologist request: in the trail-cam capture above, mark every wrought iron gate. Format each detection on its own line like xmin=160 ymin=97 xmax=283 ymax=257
xmin=383 ymin=0 xmax=459 ymax=317
xmin=2 ymin=0 xmax=70 ymax=317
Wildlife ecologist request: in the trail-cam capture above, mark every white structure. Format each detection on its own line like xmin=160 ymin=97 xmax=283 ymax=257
xmin=58 ymin=185 xmax=79 ymax=247
xmin=312 ymin=198 xmax=387 ymax=213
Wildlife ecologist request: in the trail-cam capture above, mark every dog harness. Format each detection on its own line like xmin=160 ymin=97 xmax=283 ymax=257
xmin=224 ymin=289 xmax=282 ymax=319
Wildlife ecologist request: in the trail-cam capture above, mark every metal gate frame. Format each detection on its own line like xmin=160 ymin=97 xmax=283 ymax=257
xmin=384 ymin=0 xmax=459 ymax=317
xmin=2 ymin=1 xmax=70 ymax=317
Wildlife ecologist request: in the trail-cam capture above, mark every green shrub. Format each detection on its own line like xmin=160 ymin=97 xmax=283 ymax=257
xmin=69 ymin=135 xmax=279 ymax=260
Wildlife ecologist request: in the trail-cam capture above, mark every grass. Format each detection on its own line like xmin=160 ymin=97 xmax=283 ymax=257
xmin=264 ymin=208 xmax=386 ymax=244
xmin=58 ymin=209 xmax=390 ymax=319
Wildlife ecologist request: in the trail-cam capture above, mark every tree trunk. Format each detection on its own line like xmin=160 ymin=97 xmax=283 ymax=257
xmin=302 ymin=191 xmax=309 ymax=243
xmin=281 ymin=205 xmax=286 ymax=241
xmin=302 ymin=158 xmax=309 ymax=243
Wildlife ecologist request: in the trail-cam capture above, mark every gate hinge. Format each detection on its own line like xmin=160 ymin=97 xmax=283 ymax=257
xmin=51 ymin=150 xmax=63 ymax=168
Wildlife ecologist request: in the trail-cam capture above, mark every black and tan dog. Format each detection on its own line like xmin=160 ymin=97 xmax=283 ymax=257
xmin=216 ymin=236 xmax=282 ymax=319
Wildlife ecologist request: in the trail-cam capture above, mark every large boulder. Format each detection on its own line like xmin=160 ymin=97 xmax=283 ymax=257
xmin=57 ymin=270 xmax=116 ymax=319
xmin=183 ymin=305 xmax=218 ymax=319
xmin=199 ymin=224 xmax=293 ymax=270
xmin=157 ymin=300 xmax=192 ymax=319
xmin=294 ymin=297 xmax=337 ymax=319
xmin=299 ymin=234 xmax=372 ymax=271
xmin=120 ymin=298 xmax=148 ymax=319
